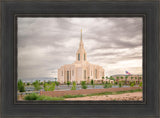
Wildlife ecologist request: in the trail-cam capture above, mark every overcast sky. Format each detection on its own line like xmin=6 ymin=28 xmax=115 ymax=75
xmin=18 ymin=17 xmax=142 ymax=80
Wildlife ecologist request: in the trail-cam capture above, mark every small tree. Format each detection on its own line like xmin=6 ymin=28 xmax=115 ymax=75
xmin=121 ymin=76 xmax=123 ymax=80
xmin=44 ymin=82 xmax=55 ymax=91
xmin=33 ymin=80 xmax=42 ymax=91
xmin=71 ymin=81 xmax=76 ymax=90
xmin=125 ymin=76 xmax=128 ymax=85
xmin=91 ymin=79 xmax=94 ymax=88
xmin=116 ymin=76 xmax=119 ymax=81
xmin=55 ymin=81 xmax=60 ymax=87
xmin=27 ymin=82 xmax=30 ymax=86
xmin=139 ymin=82 xmax=143 ymax=87
xmin=18 ymin=79 xmax=25 ymax=92
xmin=119 ymin=81 xmax=122 ymax=88
xmin=67 ymin=81 xmax=71 ymax=87
xmin=130 ymin=82 xmax=135 ymax=87
xmin=81 ymin=81 xmax=87 ymax=89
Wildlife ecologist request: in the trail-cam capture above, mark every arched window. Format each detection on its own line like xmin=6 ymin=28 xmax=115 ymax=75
xmin=78 ymin=53 xmax=80 ymax=61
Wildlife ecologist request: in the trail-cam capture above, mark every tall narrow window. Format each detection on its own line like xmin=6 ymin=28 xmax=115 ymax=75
xmin=84 ymin=54 xmax=85 ymax=60
xmin=67 ymin=71 xmax=69 ymax=81
xmin=62 ymin=71 xmax=63 ymax=76
xmin=78 ymin=53 xmax=80 ymax=61
xmin=84 ymin=70 xmax=86 ymax=80
xmin=95 ymin=69 xmax=97 ymax=78
xmin=72 ymin=70 xmax=74 ymax=76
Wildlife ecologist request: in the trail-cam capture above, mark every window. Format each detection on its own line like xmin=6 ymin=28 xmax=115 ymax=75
xmin=72 ymin=70 xmax=74 ymax=76
xmin=67 ymin=71 xmax=69 ymax=81
xmin=84 ymin=70 xmax=86 ymax=80
xmin=78 ymin=53 xmax=80 ymax=61
xmin=95 ymin=69 xmax=97 ymax=78
xmin=62 ymin=71 xmax=63 ymax=76
xmin=91 ymin=70 xmax=92 ymax=76
xmin=84 ymin=54 xmax=85 ymax=60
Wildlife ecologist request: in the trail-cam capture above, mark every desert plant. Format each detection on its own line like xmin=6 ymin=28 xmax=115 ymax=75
xmin=139 ymin=82 xmax=143 ymax=87
xmin=27 ymin=82 xmax=30 ymax=86
xmin=118 ymin=82 xmax=122 ymax=88
xmin=18 ymin=79 xmax=25 ymax=92
xmin=130 ymin=82 xmax=135 ymax=87
xmin=55 ymin=81 xmax=60 ymax=87
xmin=104 ymin=83 xmax=112 ymax=88
xmin=33 ymin=80 xmax=42 ymax=91
xmin=81 ymin=81 xmax=87 ymax=89
xmin=90 ymin=79 xmax=95 ymax=88
xmin=67 ymin=81 xmax=71 ymax=87
xmin=125 ymin=76 xmax=128 ymax=85
xmin=71 ymin=81 xmax=76 ymax=90
xmin=44 ymin=82 xmax=55 ymax=91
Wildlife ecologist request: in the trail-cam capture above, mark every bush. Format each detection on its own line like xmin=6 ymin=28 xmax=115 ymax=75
xmin=27 ymin=82 xmax=30 ymax=86
xmin=130 ymin=82 xmax=135 ymax=87
xmin=33 ymin=80 xmax=42 ymax=91
xmin=55 ymin=81 xmax=60 ymax=86
xmin=114 ymin=81 xmax=118 ymax=85
xmin=91 ymin=79 xmax=95 ymax=88
xmin=119 ymin=82 xmax=122 ymax=88
xmin=71 ymin=81 xmax=76 ymax=90
xmin=139 ymin=82 xmax=143 ymax=87
xmin=24 ymin=93 xmax=64 ymax=101
xmin=44 ymin=82 xmax=55 ymax=91
xmin=24 ymin=93 xmax=39 ymax=100
xmin=81 ymin=81 xmax=87 ymax=89
xmin=104 ymin=83 xmax=112 ymax=88
xmin=67 ymin=81 xmax=71 ymax=87
xmin=18 ymin=79 xmax=25 ymax=92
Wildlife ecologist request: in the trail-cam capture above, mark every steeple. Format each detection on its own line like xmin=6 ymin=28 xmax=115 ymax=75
xmin=79 ymin=29 xmax=84 ymax=49
xmin=76 ymin=29 xmax=87 ymax=62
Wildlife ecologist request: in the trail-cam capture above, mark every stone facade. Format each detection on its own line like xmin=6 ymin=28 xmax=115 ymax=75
xmin=58 ymin=30 xmax=105 ymax=84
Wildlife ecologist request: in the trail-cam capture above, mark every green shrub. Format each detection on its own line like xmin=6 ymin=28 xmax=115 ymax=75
xmin=24 ymin=93 xmax=39 ymax=100
xmin=67 ymin=81 xmax=71 ymax=87
xmin=18 ymin=79 xmax=25 ymax=92
xmin=139 ymin=82 xmax=143 ymax=87
xmin=130 ymin=82 xmax=135 ymax=87
xmin=27 ymin=82 xmax=30 ymax=86
xmin=33 ymin=80 xmax=42 ymax=91
xmin=114 ymin=81 xmax=118 ymax=85
xmin=24 ymin=93 xmax=64 ymax=101
xmin=71 ymin=81 xmax=76 ymax=90
xmin=119 ymin=82 xmax=122 ymax=88
xmin=55 ymin=81 xmax=60 ymax=86
xmin=81 ymin=81 xmax=87 ymax=89
xmin=104 ymin=83 xmax=112 ymax=88
xmin=44 ymin=82 xmax=55 ymax=91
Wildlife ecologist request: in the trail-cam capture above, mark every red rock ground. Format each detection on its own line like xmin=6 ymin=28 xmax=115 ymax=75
xmin=40 ymin=87 xmax=142 ymax=97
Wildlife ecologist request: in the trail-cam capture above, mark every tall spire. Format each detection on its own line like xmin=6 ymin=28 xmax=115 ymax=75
xmin=79 ymin=29 xmax=84 ymax=49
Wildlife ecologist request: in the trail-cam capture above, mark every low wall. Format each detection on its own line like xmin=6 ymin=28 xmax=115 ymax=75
xmin=40 ymin=87 xmax=142 ymax=97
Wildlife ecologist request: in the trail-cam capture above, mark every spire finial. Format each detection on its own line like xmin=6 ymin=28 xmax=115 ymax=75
xmin=81 ymin=29 xmax=82 ymax=40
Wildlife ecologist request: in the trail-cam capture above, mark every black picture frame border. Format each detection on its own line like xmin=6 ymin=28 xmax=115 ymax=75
xmin=1 ymin=0 xmax=160 ymax=118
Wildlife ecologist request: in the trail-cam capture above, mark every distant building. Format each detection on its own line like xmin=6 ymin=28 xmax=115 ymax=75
xmin=58 ymin=30 xmax=105 ymax=84
xmin=111 ymin=74 xmax=143 ymax=84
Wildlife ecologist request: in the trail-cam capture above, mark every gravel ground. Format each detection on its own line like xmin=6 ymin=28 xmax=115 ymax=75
xmin=65 ymin=92 xmax=143 ymax=101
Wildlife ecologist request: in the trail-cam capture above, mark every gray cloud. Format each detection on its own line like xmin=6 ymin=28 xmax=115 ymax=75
xmin=18 ymin=17 xmax=142 ymax=80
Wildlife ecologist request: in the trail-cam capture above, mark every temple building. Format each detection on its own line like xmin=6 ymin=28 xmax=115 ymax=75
xmin=58 ymin=30 xmax=105 ymax=84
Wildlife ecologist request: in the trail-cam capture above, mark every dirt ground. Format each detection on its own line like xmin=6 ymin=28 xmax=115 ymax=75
xmin=65 ymin=92 xmax=143 ymax=101
xmin=40 ymin=87 xmax=142 ymax=97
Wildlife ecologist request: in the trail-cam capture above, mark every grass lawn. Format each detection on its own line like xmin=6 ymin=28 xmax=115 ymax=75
xmin=24 ymin=89 xmax=142 ymax=101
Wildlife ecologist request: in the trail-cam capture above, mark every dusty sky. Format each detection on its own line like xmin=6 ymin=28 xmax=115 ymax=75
xmin=18 ymin=17 xmax=142 ymax=80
